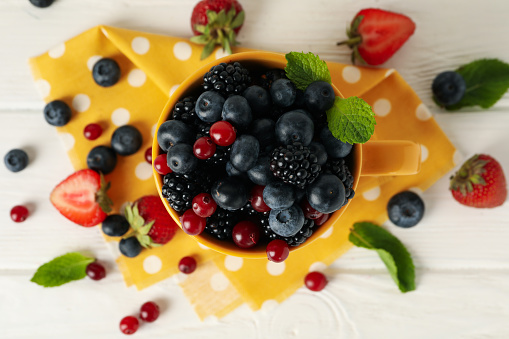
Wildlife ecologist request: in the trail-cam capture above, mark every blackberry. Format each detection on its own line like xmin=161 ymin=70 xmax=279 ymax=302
xmin=203 ymin=62 xmax=251 ymax=97
xmin=205 ymin=145 xmax=231 ymax=168
xmin=205 ymin=208 xmax=240 ymax=241
xmin=323 ymin=158 xmax=355 ymax=205
xmin=161 ymin=171 xmax=212 ymax=214
xmin=269 ymin=143 xmax=321 ymax=189
xmin=262 ymin=216 xmax=316 ymax=247
xmin=172 ymin=96 xmax=211 ymax=138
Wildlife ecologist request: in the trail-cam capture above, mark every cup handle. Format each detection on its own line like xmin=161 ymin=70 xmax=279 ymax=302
xmin=360 ymin=140 xmax=421 ymax=176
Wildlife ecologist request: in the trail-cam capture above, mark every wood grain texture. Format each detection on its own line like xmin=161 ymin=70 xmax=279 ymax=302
xmin=1 ymin=0 xmax=509 ymax=338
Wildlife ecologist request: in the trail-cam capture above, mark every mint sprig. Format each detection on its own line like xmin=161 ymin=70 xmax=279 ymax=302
xmin=349 ymin=222 xmax=415 ymax=293
xmin=284 ymin=52 xmax=332 ymax=90
xmin=31 ymin=252 xmax=95 ymax=287
xmin=444 ymin=58 xmax=509 ymax=110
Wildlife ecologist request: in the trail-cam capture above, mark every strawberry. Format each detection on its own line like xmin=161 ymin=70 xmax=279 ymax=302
xmin=50 ymin=169 xmax=113 ymax=227
xmin=450 ymin=154 xmax=507 ymax=208
xmin=337 ymin=8 xmax=416 ymax=65
xmin=190 ymin=0 xmax=245 ymax=60
xmin=125 ymin=195 xmax=178 ymax=248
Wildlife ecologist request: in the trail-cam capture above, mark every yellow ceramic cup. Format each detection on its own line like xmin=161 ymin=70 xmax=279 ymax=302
xmin=152 ymin=51 xmax=421 ymax=259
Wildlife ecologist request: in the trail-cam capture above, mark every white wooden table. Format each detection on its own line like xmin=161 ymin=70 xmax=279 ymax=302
xmin=1 ymin=0 xmax=509 ymax=338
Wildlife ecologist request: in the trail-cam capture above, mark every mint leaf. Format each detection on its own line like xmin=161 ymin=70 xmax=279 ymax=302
xmin=31 ymin=252 xmax=94 ymax=287
xmin=349 ymin=222 xmax=415 ymax=293
xmin=326 ymin=96 xmax=376 ymax=144
xmin=446 ymin=59 xmax=509 ymax=110
xmin=284 ymin=52 xmax=331 ymax=91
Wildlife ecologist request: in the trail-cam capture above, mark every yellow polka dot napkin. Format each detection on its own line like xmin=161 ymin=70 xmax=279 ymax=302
xmin=29 ymin=25 xmax=456 ymax=320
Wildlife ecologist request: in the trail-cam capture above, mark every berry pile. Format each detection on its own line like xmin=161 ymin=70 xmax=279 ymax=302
xmin=156 ymin=61 xmax=356 ymax=261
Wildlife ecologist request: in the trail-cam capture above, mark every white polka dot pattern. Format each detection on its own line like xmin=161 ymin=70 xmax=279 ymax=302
xmin=373 ymin=98 xmax=391 ymax=117
xmin=342 ymin=66 xmax=361 ymax=83
xmin=143 ymin=255 xmax=163 ymax=274
xmin=127 ymin=69 xmax=147 ymax=87
xmin=132 ymin=37 xmax=150 ymax=55
xmin=173 ymin=42 xmax=192 ymax=61
xmin=362 ymin=186 xmax=381 ymax=201
xmin=224 ymin=256 xmax=243 ymax=271
xmin=58 ymin=132 xmax=75 ymax=151
xmin=72 ymin=94 xmax=91 ymax=112
xmin=48 ymin=43 xmax=66 ymax=58
xmin=266 ymin=261 xmax=286 ymax=276
xmin=415 ymin=103 xmax=432 ymax=121
xmin=87 ymin=55 xmax=102 ymax=71
xmin=35 ymin=79 xmax=51 ymax=98
xmin=135 ymin=162 xmax=153 ymax=180
xmin=210 ymin=272 xmax=230 ymax=291
xmin=111 ymin=108 xmax=130 ymax=126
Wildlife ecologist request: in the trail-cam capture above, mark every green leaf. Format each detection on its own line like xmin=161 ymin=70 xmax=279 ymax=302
xmin=190 ymin=35 xmax=209 ymax=45
xmin=349 ymin=222 xmax=415 ymax=293
xmin=445 ymin=59 xmax=509 ymax=110
xmin=194 ymin=25 xmax=207 ymax=34
xmin=206 ymin=10 xmax=218 ymax=24
xmin=231 ymin=10 xmax=245 ymax=29
xmin=201 ymin=39 xmax=216 ymax=60
xmin=31 ymin=252 xmax=94 ymax=287
xmin=326 ymin=96 xmax=376 ymax=144
xmin=284 ymin=52 xmax=332 ymax=91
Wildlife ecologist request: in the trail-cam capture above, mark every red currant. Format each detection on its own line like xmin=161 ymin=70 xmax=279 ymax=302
xmin=86 ymin=262 xmax=106 ymax=281
xmin=300 ymin=200 xmax=323 ymax=220
xmin=144 ymin=147 xmax=152 ymax=164
xmin=232 ymin=221 xmax=260 ymax=249
xmin=193 ymin=136 xmax=216 ymax=160
xmin=180 ymin=209 xmax=206 ymax=235
xmin=210 ymin=121 xmax=236 ymax=146
xmin=314 ymin=213 xmax=330 ymax=226
xmin=250 ymin=185 xmax=271 ymax=213
xmin=304 ymin=271 xmax=328 ymax=291
xmin=266 ymin=239 xmax=290 ymax=263
xmin=178 ymin=256 xmax=197 ymax=274
xmin=154 ymin=153 xmax=172 ymax=175
xmin=10 ymin=205 xmax=29 ymax=222
xmin=119 ymin=316 xmax=139 ymax=335
xmin=83 ymin=123 xmax=102 ymax=140
xmin=192 ymin=193 xmax=217 ymax=218
xmin=139 ymin=301 xmax=160 ymax=322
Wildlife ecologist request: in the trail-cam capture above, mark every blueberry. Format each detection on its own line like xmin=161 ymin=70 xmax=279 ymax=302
xmin=432 ymin=71 xmax=466 ymax=106
xmin=222 ymin=95 xmax=252 ymax=129
xmin=270 ymin=79 xmax=296 ymax=107
xmin=242 ymin=85 xmax=271 ymax=115
xmin=86 ymin=145 xmax=117 ymax=174
xmin=226 ymin=161 xmax=249 ymax=181
xmin=250 ymin=118 xmax=276 ymax=149
xmin=275 ymin=111 xmax=314 ymax=146
xmin=268 ymin=204 xmax=305 ymax=237
xmin=387 ymin=191 xmax=425 ymax=228
xmin=263 ymin=181 xmax=296 ymax=210
xmin=320 ymin=126 xmax=352 ymax=158
xmin=211 ymin=176 xmax=249 ymax=211
xmin=43 ymin=100 xmax=72 ymax=127
xmin=247 ymin=155 xmax=274 ymax=186
xmin=29 ymin=0 xmax=54 ymax=8
xmin=306 ymin=173 xmax=345 ymax=213
xmin=309 ymin=141 xmax=328 ymax=166
xmin=167 ymin=143 xmax=198 ymax=174
xmin=102 ymin=214 xmax=130 ymax=237
xmin=92 ymin=58 xmax=121 ymax=87
xmin=304 ymin=81 xmax=335 ymax=112
xmin=295 ymin=187 xmax=306 ymax=202
xmin=157 ymin=120 xmax=195 ymax=151
xmin=230 ymin=135 xmax=259 ymax=172
xmin=195 ymin=91 xmax=225 ymax=123
xmin=4 ymin=149 xmax=28 ymax=172
xmin=119 ymin=237 xmax=142 ymax=258
xmin=111 ymin=125 xmax=142 ymax=156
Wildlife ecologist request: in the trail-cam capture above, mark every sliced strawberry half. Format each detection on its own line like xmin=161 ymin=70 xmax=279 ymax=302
xmin=50 ymin=169 xmax=113 ymax=227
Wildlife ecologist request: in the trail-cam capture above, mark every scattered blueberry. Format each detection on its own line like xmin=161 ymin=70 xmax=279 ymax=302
xmin=226 ymin=161 xmax=249 ymax=180
xmin=247 ymin=155 xmax=274 ymax=186
xmin=250 ymin=118 xmax=276 ymax=150
xmin=92 ymin=58 xmax=121 ymax=87
xmin=304 ymin=81 xmax=335 ymax=112
xmin=275 ymin=111 xmax=314 ymax=146
xmin=309 ymin=141 xmax=328 ymax=166
xmin=263 ymin=181 xmax=296 ymax=210
xmin=230 ymin=135 xmax=259 ymax=172
xmin=211 ymin=176 xmax=249 ymax=211
xmin=222 ymin=95 xmax=253 ymax=129
xmin=4 ymin=149 xmax=29 ymax=173
xmin=270 ymin=79 xmax=296 ymax=107
xmin=29 ymin=0 xmax=54 ymax=8
xmin=119 ymin=237 xmax=142 ymax=258
xmin=111 ymin=125 xmax=142 ymax=156
xmin=306 ymin=173 xmax=345 ymax=213
xmin=102 ymin=214 xmax=130 ymax=237
xmin=432 ymin=71 xmax=466 ymax=107
xmin=86 ymin=145 xmax=117 ymax=174
xmin=387 ymin=191 xmax=425 ymax=228
xmin=319 ymin=126 xmax=352 ymax=158
xmin=157 ymin=120 xmax=195 ymax=151
xmin=43 ymin=100 xmax=72 ymax=127
xmin=268 ymin=204 xmax=305 ymax=237
xmin=195 ymin=91 xmax=225 ymax=123
xmin=167 ymin=143 xmax=198 ymax=174
xmin=242 ymin=85 xmax=271 ymax=115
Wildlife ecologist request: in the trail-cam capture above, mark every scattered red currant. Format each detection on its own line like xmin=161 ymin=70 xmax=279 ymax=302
xmin=86 ymin=262 xmax=106 ymax=281
xmin=144 ymin=147 xmax=152 ymax=164
xmin=10 ymin=205 xmax=29 ymax=223
xmin=193 ymin=136 xmax=216 ymax=160
xmin=178 ymin=256 xmax=197 ymax=274
xmin=180 ymin=209 xmax=206 ymax=235
xmin=210 ymin=121 xmax=236 ymax=146
xmin=304 ymin=271 xmax=328 ymax=291
xmin=83 ymin=123 xmax=102 ymax=140
xmin=314 ymin=213 xmax=330 ymax=226
xmin=139 ymin=301 xmax=160 ymax=322
xmin=266 ymin=239 xmax=290 ymax=263
xmin=154 ymin=153 xmax=172 ymax=175
xmin=250 ymin=185 xmax=271 ymax=213
xmin=300 ymin=200 xmax=323 ymax=220
xmin=232 ymin=221 xmax=260 ymax=249
xmin=119 ymin=316 xmax=139 ymax=335
xmin=192 ymin=193 xmax=217 ymax=218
